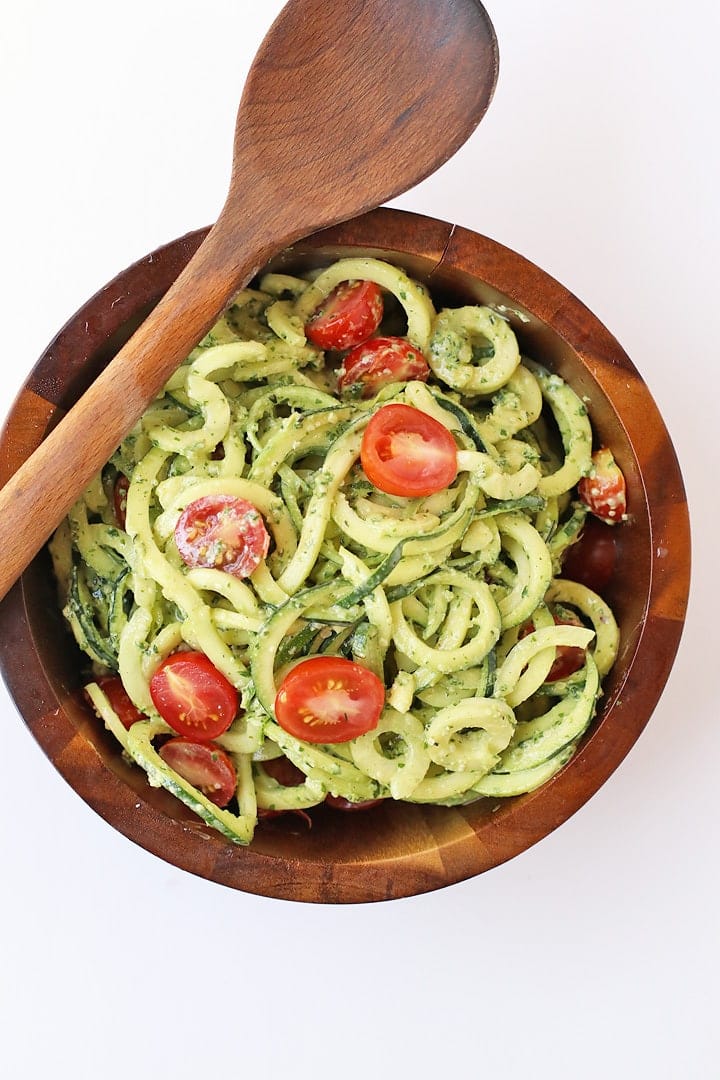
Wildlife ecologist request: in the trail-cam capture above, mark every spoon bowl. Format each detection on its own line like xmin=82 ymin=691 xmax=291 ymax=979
xmin=0 ymin=0 xmax=498 ymax=601
xmin=231 ymin=0 xmax=498 ymax=224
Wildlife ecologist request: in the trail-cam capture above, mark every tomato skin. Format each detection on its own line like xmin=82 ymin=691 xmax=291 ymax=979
xmin=578 ymin=448 xmax=627 ymax=524
xmin=562 ymin=516 xmax=617 ymax=594
xmin=275 ymin=656 xmax=385 ymax=744
xmin=95 ymin=676 xmax=144 ymax=730
xmin=305 ymin=280 xmax=383 ymax=350
xmin=113 ymin=474 xmax=129 ymax=530
xmin=175 ymin=495 xmax=270 ymax=578
xmin=325 ymin=795 xmax=385 ymax=811
xmin=159 ymin=737 xmax=237 ymax=808
xmin=361 ymin=403 xmax=458 ymax=497
xmin=545 ymin=638 xmax=586 ymax=682
xmin=520 ymin=608 xmax=587 ymax=682
xmin=150 ymin=652 xmax=238 ymax=740
xmin=338 ymin=336 xmax=430 ymax=398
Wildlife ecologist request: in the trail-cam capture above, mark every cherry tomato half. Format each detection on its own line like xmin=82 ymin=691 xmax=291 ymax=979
xmin=325 ymin=795 xmax=385 ymax=811
xmin=520 ymin=607 xmax=587 ymax=682
xmin=275 ymin=656 xmax=385 ymax=744
xmin=578 ymin=448 xmax=627 ymax=524
xmin=361 ymin=403 xmax=458 ymax=497
xmin=305 ymin=280 xmax=383 ymax=350
xmin=113 ymin=474 xmax=129 ymax=530
xmin=159 ymin=737 xmax=237 ymax=808
xmin=95 ymin=676 xmax=144 ymax=730
xmin=337 ymin=336 xmax=430 ymax=398
xmin=562 ymin=515 xmax=617 ymax=594
xmin=175 ymin=495 xmax=270 ymax=578
xmin=150 ymin=651 xmax=238 ymax=740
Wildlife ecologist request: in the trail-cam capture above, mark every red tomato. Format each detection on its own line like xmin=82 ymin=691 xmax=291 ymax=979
xmin=361 ymin=403 xmax=458 ymax=497
xmin=175 ymin=495 xmax=270 ymax=578
xmin=159 ymin=737 xmax=237 ymax=808
xmin=95 ymin=676 xmax=144 ymax=730
xmin=520 ymin=608 xmax=587 ymax=682
xmin=275 ymin=656 xmax=384 ymax=744
xmin=562 ymin=516 xmax=617 ymax=593
xmin=150 ymin=651 xmax=238 ymax=739
xmin=337 ymin=336 xmax=430 ymax=397
xmin=325 ymin=795 xmax=385 ymax=811
xmin=578 ymin=448 xmax=627 ymax=524
xmin=113 ymin=474 xmax=129 ymax=529
xmin=305 ymin=280 xmax=383 ymax=350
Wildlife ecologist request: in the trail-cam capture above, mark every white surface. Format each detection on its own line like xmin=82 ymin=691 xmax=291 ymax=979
xmin=0 ymin=2 xmax=716 ymax=1077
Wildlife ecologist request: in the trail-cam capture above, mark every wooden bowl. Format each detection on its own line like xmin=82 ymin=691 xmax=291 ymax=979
xmin=0 ymin=208 xmax=690 ymax=903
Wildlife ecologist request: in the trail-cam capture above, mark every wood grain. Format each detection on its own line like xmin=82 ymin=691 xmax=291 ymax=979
xmin=0 ymin=208 xmax=690 ymax=903
xmin=0 ymin=0 xmax=498 ymax=601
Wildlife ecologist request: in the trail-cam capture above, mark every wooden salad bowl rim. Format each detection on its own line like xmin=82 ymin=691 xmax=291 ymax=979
xmin=0 ymin=208 xmax=690 ymax=903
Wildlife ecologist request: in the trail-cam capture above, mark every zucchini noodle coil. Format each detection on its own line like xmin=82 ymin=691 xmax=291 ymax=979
xmin=50 ymin=257 xmax=620 ymax=844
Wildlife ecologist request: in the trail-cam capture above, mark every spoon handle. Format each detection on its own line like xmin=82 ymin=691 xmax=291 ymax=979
xmin=0 ymin=208 xmax=280 ymax=602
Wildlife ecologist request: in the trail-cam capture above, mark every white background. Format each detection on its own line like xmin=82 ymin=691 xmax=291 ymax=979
xmin=1 ymin=2 xmax=717 ymax=1077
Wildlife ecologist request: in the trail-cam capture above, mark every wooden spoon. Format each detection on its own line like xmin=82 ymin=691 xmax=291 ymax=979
xmin=0 ymin=0 xmax=497 ymax=602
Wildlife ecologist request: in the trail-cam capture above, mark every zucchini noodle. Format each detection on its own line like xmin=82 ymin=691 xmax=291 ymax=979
xmin=50 ymin=256 xmax=620 ymax=844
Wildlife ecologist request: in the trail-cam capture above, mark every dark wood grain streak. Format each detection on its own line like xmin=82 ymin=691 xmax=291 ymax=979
xmin=0 ymin=208 xmax=690 ymax=903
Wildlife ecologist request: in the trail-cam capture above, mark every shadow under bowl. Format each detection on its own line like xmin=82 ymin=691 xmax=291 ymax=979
xmin=0 ymin=208 xmax=690 ymax=903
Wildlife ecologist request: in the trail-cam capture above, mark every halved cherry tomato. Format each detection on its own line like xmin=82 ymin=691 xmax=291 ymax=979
xmin=305 ymin=280 xmax=383 ymax=350
xmin=150 ymin=651 xmax=238 ymax=740
xmin=562 ymin=515 xmax=617 ymax=594
xmin=159 ymin=737 xmax=237 ymax=808
xmin=361 ymin=403 xmax=458 ymax=497
xmin=578 ymin=448 xmax=627 ymax=524
xmin=175 ymin=495 xmax=270 ymax=578
xmin=275 ymin=656 xmax=384 ymax=744
xmin=325 ymin=795 xmax=385 ymax=811
xmin=95 ymin=676 xmax=143 ymax=730
xmin=520 ymin=606 xmax=587 ymax=682
xmin=113 ymin=474 xmax=129 ymax=529
xmin=338 ymin=336 xmax=430 ymax=398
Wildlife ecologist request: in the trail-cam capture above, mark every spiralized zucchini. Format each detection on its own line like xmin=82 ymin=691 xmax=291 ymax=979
xmin=50 ymin=256 xmax=620 ymax=844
